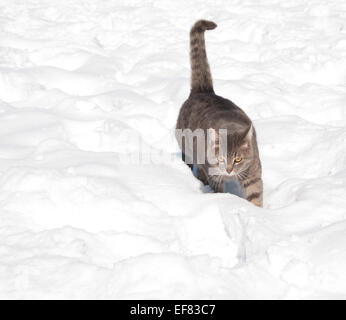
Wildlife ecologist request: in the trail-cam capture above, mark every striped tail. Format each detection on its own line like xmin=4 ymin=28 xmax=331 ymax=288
xmin=190 ymin=20 xmax=217 ymax=94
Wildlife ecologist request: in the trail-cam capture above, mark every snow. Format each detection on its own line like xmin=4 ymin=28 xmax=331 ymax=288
xmin=1 ymin=0 xmax=346 ymax=299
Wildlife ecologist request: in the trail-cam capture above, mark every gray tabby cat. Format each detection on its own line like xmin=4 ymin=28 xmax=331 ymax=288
xmin=176 ymin=20 xmax=263 ymax=207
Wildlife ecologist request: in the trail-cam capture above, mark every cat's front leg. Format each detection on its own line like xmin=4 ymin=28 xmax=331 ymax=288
xmin=207 ymin=174 xmax=226 ymax=193
xmin=241 ymin=177 xmax=263 ymax=207
xmin=196 ymin=165 xmax=208 ymax=185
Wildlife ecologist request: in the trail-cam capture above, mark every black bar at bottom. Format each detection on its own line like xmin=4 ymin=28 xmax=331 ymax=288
xmin=0 ymin=300 xmax=339 ymax=318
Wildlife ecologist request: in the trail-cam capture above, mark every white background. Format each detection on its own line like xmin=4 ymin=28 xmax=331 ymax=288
xmin=1 ymin=0 xmax=346 ymax=299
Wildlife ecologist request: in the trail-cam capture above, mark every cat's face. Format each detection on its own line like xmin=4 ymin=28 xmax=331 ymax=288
xmin=207 ymin=126 xmax=253 ymax=178
xmin=215 ymin=143 xmax=251 ymax=178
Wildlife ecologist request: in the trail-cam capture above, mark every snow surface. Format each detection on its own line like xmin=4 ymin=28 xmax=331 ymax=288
xmin=1 ymin=0 xmax=346 ymax=299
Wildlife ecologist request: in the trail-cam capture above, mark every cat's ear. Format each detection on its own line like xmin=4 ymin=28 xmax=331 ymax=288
xmin=242 ymin=125 xmax=253 ymax=148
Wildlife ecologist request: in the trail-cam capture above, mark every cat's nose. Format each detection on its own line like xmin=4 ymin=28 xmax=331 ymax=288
xmin=226 ymin=168 xmax=232 ymax=174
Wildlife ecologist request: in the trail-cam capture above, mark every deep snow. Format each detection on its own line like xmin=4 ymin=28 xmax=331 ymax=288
xmin=1 ymin=0 xmax=346 ymax=299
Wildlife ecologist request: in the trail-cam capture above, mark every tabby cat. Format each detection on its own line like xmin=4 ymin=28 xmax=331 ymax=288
xmin=176 ymin=20 xmax=263 ymax=207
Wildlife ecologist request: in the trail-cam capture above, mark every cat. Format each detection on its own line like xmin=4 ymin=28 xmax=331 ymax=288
xmin=176 ymin=20 xmax=263 ymax=207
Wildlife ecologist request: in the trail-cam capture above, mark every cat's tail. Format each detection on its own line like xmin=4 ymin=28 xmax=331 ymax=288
xmin=190 ymin=20 xmax=217 ymax=94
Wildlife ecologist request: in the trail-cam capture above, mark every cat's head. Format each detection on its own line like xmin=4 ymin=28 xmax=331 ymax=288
xmin=207 ymin=125 xmax=254 ymax=178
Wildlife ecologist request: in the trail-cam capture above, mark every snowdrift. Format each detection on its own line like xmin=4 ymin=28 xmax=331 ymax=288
xmin=1 ymin=0 xmax=346 ymax=299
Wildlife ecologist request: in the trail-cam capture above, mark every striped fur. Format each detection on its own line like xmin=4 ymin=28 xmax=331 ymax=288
xmin=176 ymin=20 xmax=263 ymax=207
xmin=190 ymin=20 xmax=217 ymax=94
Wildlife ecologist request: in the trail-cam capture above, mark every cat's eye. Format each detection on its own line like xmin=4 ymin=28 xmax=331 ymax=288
xmin=234 ymin=157 xmax=242 ymax=163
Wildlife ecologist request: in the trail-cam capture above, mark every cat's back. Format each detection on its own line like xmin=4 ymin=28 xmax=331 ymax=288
xmin=176 ymin=93 xmax=251 ymax=130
